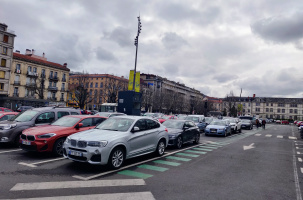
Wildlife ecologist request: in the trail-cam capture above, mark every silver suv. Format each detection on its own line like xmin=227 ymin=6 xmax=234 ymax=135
xmin=63 ymin=116 xmax=168 ymax=169
xmin=0 ymin=107 xmax=81 ymax=145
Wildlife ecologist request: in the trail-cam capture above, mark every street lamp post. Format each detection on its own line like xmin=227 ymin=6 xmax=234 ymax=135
xmin=133 ymin=16 xmax=142 ymax=91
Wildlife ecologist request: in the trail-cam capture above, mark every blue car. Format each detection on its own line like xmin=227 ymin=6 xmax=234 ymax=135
xmin=205 ymin=120 xmax=231 ymax=137
xmin=185 ymin=115 xmax=205 ymax=132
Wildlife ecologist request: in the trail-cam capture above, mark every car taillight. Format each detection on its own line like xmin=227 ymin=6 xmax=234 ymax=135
xmin=165 ymin=128 xmax=168 ymax=132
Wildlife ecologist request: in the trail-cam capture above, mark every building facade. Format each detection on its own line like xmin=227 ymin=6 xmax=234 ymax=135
xmin=4 ymin=50 xmax=70 ymax=110
xmin=0 ymin=23 xmax=16 ymax=102
xmin=68 ymin=74 xmax=128 ymax=111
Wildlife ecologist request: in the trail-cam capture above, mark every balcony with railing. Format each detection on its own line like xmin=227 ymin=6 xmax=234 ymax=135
xmin=60 ymin=97 xmax=65 ymax=101
xmin=13 ymin=92 xmax=19 ymax=97
xmin=27 ymin=71 xmax=38 ymax=77
xmin=25 ymin=83 xmax=36 ymax=88
xmin=41 ymin=73 xmax=46 ymax=78
xmin=47 ymin=97 xmax=57 ymax=101
xmin=13 ymin=81 xmax=20 ymax=86
xmin=49 ymin=75 xmax=58 ymax=81
xmin=48 ymin=86 xmax=58 ymax=91
xmin=61 ymin=88 xmax=66 ymax=92
xmin=15 ymin=69 xmax=21 ymax=74
xmin=25 ymin=95 xmax=36 ymax=99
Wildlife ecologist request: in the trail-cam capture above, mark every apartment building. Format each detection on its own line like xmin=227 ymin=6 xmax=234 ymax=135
xmin=5 ymin=50 xmax=69 ymax=109
xmin=68 ymin=74 xmax=128 ymax=110
xmin=0 ymin=23 xmax=16 ymax=103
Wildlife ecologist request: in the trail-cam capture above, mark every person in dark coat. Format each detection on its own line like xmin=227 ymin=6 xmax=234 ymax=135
xmin=262 ymin=119 xmax=266 ymax=129
xmin=256 ymin=119 xmax=259 ymax=129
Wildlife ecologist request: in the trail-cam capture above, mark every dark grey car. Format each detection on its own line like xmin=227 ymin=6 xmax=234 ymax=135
xmin=0 ymin=107 xmax=81 ymax=145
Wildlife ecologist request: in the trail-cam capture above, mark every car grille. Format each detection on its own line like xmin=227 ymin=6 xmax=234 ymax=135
xmin=210 ymin=129 xmax=217 ymax=133
xmin=21 ymin=134 xmax=35 ymax=141
xmin=71 ymin=139 xmax=87 ymax=148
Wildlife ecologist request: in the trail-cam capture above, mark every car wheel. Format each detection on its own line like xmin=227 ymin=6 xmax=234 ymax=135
xmin=53 ymin=138 xmax=65 ymax=156
xmin=156 ymin=139 xmax=166 ymax=156
xmin=176 ymin=136 xmax=183 ymax=149
xmin=234 ymin=128 xmax=237 ymax=134
xmin=224 ymin=131 xmax=227 ymax=137
xmin=250 ymin=125 xmax=253 ymax=130
xmin=193 ymin=133 xmax=200 ymax=144
xmin=239 ymin=128 xmax=242 ymax=133
xmin=108 ymin=147 xmax=124 ymax=169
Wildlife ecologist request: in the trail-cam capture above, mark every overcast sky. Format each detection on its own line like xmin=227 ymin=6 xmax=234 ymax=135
xmin=1 ymin=0 xmax=303 ymax=98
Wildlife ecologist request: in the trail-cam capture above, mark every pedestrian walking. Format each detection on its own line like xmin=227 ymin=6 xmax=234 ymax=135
xmin=262 ymin=119 xmax=266 ymax=129
xmin=256 ymin=119 xmax=259 ymax=129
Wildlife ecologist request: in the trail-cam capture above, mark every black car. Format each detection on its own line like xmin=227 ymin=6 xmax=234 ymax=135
xmin=162 ymin=120 xmax=200 ymax=149
xmin=241 ymin=119 xmax=253 ymax=130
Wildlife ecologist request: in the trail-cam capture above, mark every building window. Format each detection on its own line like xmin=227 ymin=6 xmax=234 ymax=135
xmin=256 ymin=103 xmax=260 ymax=106
xmin=49 ymin=82 xmax=52 ymax=87
xmin=33 ymin=67 xmax=37 ymax=73
xmin=27 ymin=66 xmax=32 ymax=72
xmin=1 ymin=58 xmax=6 ymax=67
xmin=3 ymin=35 xmax=8 ymax=43
xmin=95 ymin=83 xmax=98 ymax=88
xmin=100 ymin=82 xmax=103 ymax=88
xmin=0 ymin=83 xmax=4 ymax=91
xmin=61 ymin=93 xmax=64 ymax=99
xmin=282 ymin=109 xmax=285 ymax=113
xmin=248 ymin=109 xmax=250 ymax=113
xmin=53 ymin=82 xmax=57 ymax=87
xmin=54 ymin=72 xmax=57 ymax=78
xmin=90 ymin=82 xmax=93 ymax=88
xmin=86 ymin=83 xmax=89 ymax=88
xmin=42 ymin=69 xmax=45 ymax=76
xmin=266 ymin=108 xmax=269 ymax=112
xmin=62 ymin=83 xmax=65 ymax=90
xmin=50 ymin=71 xmax=53 ymax=78
xmin=270 ymin=108 xmax=273 ymax=112
xmin=278 ymin=103 xmax=285 ymax=107
xmin=290 ymin=104 xmax=298 ymax=107
xmin=277 ymin=108 xmax=280 ymax=113
xmin=290 ymin=109 xmax=293 ymax=113
xmin=2 ymin=47 xmax=7 ymax=55
xmin=295 ymin=109 xmax=298 ymax=114
xmin=266 ymin=103 xmax=269 ymax=106
xmin=0 ymin=71 xmax=5 ymax=79
xmin=16 ymin=64 xmax=21 ymax=70
xmin=255 ymin=108 xmax=260 ymax=112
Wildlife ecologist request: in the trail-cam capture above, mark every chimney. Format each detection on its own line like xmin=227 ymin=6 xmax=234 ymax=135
xmin=25 ymin=49 xmax=31 ymax=55
xmin=15 ymin=50 xmax=20 ymax=53
xmin=32 ymin=49 xmax=35 ymax=55
xmin=42 ymin=52 xmax=45 ymax=58
xmin=63 ymin=63 xmax=67 ymax=67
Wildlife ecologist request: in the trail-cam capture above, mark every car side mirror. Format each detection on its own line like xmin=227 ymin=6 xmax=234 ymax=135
xmin=75 ymin=123 xmax=83 ymax=129
xmin=132 ymin=126 xmax=140 ymax=133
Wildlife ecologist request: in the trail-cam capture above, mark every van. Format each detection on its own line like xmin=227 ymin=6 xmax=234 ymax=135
xmin=239 ymin=116 xmax=256 ymax=125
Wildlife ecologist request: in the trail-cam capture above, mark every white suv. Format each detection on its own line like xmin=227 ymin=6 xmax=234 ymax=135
xmin=229 ymin=118 xmax=242 ymax=133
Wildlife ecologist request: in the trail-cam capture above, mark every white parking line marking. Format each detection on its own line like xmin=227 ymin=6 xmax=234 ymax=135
xmin=18 ymin=157 xmax=66 ymax=168
xmin=10 ymin=179 xmax=146 ymax=191
xmin=298 ymin=158 xmax=302 ymax=162
xmin=289 ymin=136 xmax=297 ymax=140
xmin=0 ymin=149 xmax=22 ymax=154
xmin=7 ymin=192 xmax=156 ymax=200
xmin=73 ymin=142 xmax=208 ymax=181
xmin=255 ymin=134 xmax=261 ymax=136
xmin=277 ymin=135 xmax=283 ymax=139
xmin=301 ymin=168 xmax=303 ymax=174
xmin=265 ymin=134 xmax=272 ymax=137
xmin=297 ymin=152 xmax=301 ymax=155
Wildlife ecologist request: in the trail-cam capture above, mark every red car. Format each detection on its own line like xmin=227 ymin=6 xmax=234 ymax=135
xmin=158 ymin=115 xmax=177 ymax=123
xmin=0 ymin=107 xmax=13 ymax=112
xmin=297 ymin=121 xmax=303 ymax=127
xmin=281 ymin=120 xmax=289 ymax=125
xmin=0 ymin=112 xmax=19 ymax=121
xmin=20 ymin=115 xmax=107 ymax=156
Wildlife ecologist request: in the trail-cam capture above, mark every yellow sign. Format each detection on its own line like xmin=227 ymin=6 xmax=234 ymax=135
xmin=128 ymin=70 xmax=134 ymax=91
xmin=135 ymin=72 xmax=140 ymax=92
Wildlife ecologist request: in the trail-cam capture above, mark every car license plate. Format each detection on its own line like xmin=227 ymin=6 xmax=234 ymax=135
xmin=69 ymin=150 xmax=83 ymax=157
xmin=22 ymin=140 xmax=31 ymax=145
xmin=211 ymin=130 xmax=216 ymax=133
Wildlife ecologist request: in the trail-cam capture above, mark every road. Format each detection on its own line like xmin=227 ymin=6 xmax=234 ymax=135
xmin=0 ymin=124 xmax=302 ymax=200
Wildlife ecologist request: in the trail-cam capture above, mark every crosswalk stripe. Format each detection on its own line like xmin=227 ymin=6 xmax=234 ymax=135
xmin=175 ymin=152 xmax=199 ymax=157
xmin=289 ymin=136 xmax=297 ymax=140
xmin=277 ymin=135 xmax=283 ymax=138
xmin=185 ymin=150 xmax=207 ymax=154
xmin=298 ymin=158 xmax=302 ymax=162
xmin=166 ymin=156 xmax=191 ymax=162
xmin=301 ymin=168 xmax=303 ymax=174
xmin=199 ymin=146 xmax=218 ymax=149
xmin=255 ymin=134 xmax=261 ymax=136
xmin=10 ymin=179 xmax=146 ymax=191
xmin=137 ymin=164 xmax=168 ymax=172
xmin=153 ymin=160 xmax=181 ymax=166
xmin=265 ymin=134 xmax=272 ymax=137
xmin=118 ymin=170 xmax=153 ymax=179
xmin=193 ymin=147 xmax=213 ymax=151
xmin=9 ymin=192 xmax=156 ymax=200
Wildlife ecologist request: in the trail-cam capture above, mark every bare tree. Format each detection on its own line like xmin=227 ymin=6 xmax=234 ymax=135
xmin=141 ymin=84 xmax=154 ymax=112
xmin=102 ymin=75 xmax=128 ymax=103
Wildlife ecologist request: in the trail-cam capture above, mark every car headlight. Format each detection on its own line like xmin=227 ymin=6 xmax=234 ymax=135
xmin=3 ymin=124 xmax=17 ymax=130
xmin=168 ymin=135 xmax=176 ymax=139
xmin=65 ymin=136 xmax=71 ymax=144
xmin=87 ymin=141 xmax=108 ymax=147
xmin=37 ymin=133 xmax=56 ymax=139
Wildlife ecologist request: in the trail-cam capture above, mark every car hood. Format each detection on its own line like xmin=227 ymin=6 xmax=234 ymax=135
xmin=23 ymin=125 xmax=72 ymax=135
xmin=229 ymin=123 xmax=236 ymax=126
xmin=69 ymin=129 xmax=127 ymax=141
xmin=242 ymin=122 xmax=251 ymax=125
xmin=166 ymin=128 xmax=182 ymax=135
xmin=206 ymin=125 xmax=226 ymax=129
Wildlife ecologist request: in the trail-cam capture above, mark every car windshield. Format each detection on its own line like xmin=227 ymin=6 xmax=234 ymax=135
xmin=162 ymin=120 xmax=184 ymax=129
xmin=51 ymin=116 xmax=80 ymax=127
xmin=95 ymin=112 xmax=111 ymax=117
xmin=178 ymin=115 xmax=187 ymax=120
xmin=185 ymin=116 xmax=199 ymax=123
xmin=161 ymin=116 xmax=171 ymax=119
xmin=9 ymin=110 xmax=38 ymax=122
xmin=210 ymin=121 xmax=226 ymax=126
xmin=229 ymin=119 xmax=237 ymax=123
xmin=0 ymin=114 xmax=3 ymax=117
xmin=242 ymin=119 xmax=251 ymax=123
xmin=96 ymin=118 xmax=134 ymax=132
xmin=205 ymin=117 xmax=213 ymax=123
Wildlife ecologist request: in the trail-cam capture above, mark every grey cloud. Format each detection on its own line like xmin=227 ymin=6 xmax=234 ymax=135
xmin=104 ymin=26 xmax=133 ymax=47
xmin=213 ymin=74 xmax=239 ymax=83
xmin=96 ymin=47 xmax=117 ymax=62
xmin=251 ymin=12 xmax=303 ymax=43
xmin=161 ymin=32 xmax=188 ymax=50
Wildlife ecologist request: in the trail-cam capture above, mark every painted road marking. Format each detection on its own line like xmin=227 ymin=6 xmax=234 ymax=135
xmin=0 ymin=149 xmax=22 ymax=154
xmin=255 ymin=134 xmax=261 ymax=136
xmin=301 ymin=168 xmax=303 ymax=174
xmin=200 ymin=146 xmax=218 ymax=149
xmin=166 ymin=156 xmax=191 ymax=162
xmin=118 ymin=170 xmax=153 ymax=179
xmin=175 ymin=152 xmax=199 ymax=157
xmin=277 ymin=135 xmax=283 ymax=139
xmin=185 ymin=150 xmax=207 ymax=154
xmin=137 ymin=164 xmax=168 ymax=172
xmin=265 ymin=134 xmax=272 ymax=137
xmin=298 ymin=158 xmax=302 ymax=162
xmin=10 ymin=179 xmax=146 ymax=191
xmin=19 ymin=157 xmax=66 ymax=168
xmin=194 ymin=147 xmax=213 ymax=151
xmin=297 ymin=152 xmax=301 ymax=154
xmin=153 ymin=160 xmax=181 ymax=166
xmin=6 ymin=192 xmax=156 ymax=200
xmin=289 ymin=136 xmax=297 ymax=140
